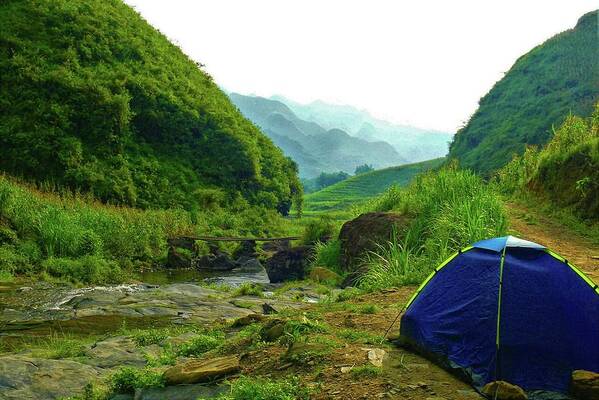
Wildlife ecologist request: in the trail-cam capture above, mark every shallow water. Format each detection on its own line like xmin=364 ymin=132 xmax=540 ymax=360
xmin=0 ymin=268 xmax=270 ymax=342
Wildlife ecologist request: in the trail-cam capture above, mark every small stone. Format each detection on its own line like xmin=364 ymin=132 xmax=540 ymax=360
xmin=231 ymin=313 xmax=266 ymax=327
xmin=341 ymin=366 xmax=353 ymax=373
xmin=164 ymin=355 xmax=240 ymax=385
xmin=571 ymin=370 xmax=599 ymax=400
xmin=262 ymin=303 xmax=278 ymax=315
xmin=482 ymin=381 xmax=527 ymax=400
xmin=365 ymin=348 xmax=387 ymax=367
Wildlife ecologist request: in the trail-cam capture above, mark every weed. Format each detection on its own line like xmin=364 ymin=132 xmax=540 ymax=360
xmin=351 ymin=365 xmax=382 ymax=378
xmin=336 ymin=329 xmax=385 ymax=345
xmin=109 ymin=367 xmax=164 ymax=394
xmin=203 ymin=376 xmax=310 ymax=400
xmin=233 ymin=283 xmax=264 ymax=297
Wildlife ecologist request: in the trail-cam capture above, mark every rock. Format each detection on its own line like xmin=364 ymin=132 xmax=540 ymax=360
xmin=0 ymin=355 xmax=103 ymax=400
xmin=341 ymin=366 xmax=353 ymax=373
xmin=166 ymin=246 xmax=191 ymax=269
xmin=236 ymin=258 xmax=264 ymax=273
xmin=85 ymin=336 xmax=146 ymax=368
xmin=166 ymin=332 xmax=202 ymax=347
xmin=363 ymin=348 xmax=387 ymax=367
xmin=195 ymin=253 xmax=237 ymax=271
xmin=265 ymin=246 xmax=314 ymax=283
xmin=309 ymin=267 xmax=341 ymax=283
xmin=233 ymin=240 xmax=258 ymax=259
xmin=481 ymin=381 xmax=527 ymax=400
xmin=260 ymin=320 xmax=286 ymax=342
xmin=18 ymin=286 xmax=33 ymax=292
xmin=163 ymin=355 xmax=240 ymax=385
xmin=339 ymin=212 xmax=411 ymax=271
xmin=262 ymin=239 xmax=290 ymax=254
xmin=571 ymin=370 xmax=599 ymax=400
xmin=262 ymin=303 xmax=278 ymax=315
xmin=231 ymin=313 xmax=267 ymax=327
xmin=133 ymin=382 xmax=228 ymax=400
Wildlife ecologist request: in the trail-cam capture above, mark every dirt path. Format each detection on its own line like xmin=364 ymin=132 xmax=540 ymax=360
xmin=506 ymin=202 xmax=599 ymax=284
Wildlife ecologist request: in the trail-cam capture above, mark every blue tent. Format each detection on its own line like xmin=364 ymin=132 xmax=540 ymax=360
xmin=399 ymin=236 xmax=599 ymax=399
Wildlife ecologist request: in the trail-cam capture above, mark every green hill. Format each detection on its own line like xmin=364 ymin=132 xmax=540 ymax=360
xmin=449 ymin=10 xmax=599 ymax=175
xmin=304 ymin=158 xmax=445 ymax=213
xmin=0 ymin=0 xmax=300 ymax=212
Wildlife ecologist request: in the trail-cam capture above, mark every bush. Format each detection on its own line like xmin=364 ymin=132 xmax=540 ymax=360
xmin=302 ymin=216 xmax=336 ymax=245
xmin=177 ymin=332 xmax=225 ymax=357
xmin=233 ymin=283 xmax=264 ymax=297
xmin=109 ymin=367 xmax=164 ymax=394
xmin=351 ymin=365 xmax=382 ymax=378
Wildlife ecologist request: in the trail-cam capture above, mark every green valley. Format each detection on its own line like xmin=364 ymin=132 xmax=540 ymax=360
xmin=303 ymin=158 xmax=445 ymax=215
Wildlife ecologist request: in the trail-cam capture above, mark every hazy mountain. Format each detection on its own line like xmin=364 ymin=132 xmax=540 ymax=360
xmin=272 ymin=95 xmax=452 ymax=162
xmin=229 ymin=93 xmax=405 ymax=178
xmin=449 ymin=10 xmax=599 ymax=175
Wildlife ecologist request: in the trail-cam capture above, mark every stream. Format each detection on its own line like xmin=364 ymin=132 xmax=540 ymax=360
xmin=0 ymin=268 xmax=273 ymax=343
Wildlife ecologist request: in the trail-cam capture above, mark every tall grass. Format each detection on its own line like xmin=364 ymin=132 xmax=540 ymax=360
xmin=358 ymin=166 xmax=507 ymax=291
xmin=0 ymin=175 xmax=287 ymax=283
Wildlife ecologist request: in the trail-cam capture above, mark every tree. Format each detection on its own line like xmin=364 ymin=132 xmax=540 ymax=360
xmin=354 ymin=164 xmax=374 ymax=175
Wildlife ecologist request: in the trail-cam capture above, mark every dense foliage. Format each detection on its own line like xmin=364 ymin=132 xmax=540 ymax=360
xmin=495 ymin=104 xmax=599 ymax=221
xmin=357 ymin=166 xmax=507 ymax=290
xmin=303 ymin=171 xmax=350 ymax=193
xmin=0 ymin=175 xmax=287 ymax=283
xmin=354 ymin=164 xmax=374 ymax=175
xmin=449 ymin=11 xmax=598 ymax=175
xmin=0 ymin=0 xmax=301 ymax=212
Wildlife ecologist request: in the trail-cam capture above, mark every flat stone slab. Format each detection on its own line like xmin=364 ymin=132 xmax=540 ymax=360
xmin=0 ymin=355 xmax=104 ymax=400
xmin=164 ymin=355 xmax=240 ymax=385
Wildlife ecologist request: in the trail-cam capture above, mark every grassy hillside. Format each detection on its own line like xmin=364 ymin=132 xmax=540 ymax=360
xmin=0 ymin=0 xmax=300 ymax=212
xmin=304 ymin=158 xmax=445 ymax=214
xmin=449 ymin=10 xmax=598 ymax=175
xmin=495 ymin=103 xmax=599 ymax=222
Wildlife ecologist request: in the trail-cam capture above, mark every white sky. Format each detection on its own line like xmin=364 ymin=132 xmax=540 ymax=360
xmin=124 ymin=0 xmax=596 ymax=132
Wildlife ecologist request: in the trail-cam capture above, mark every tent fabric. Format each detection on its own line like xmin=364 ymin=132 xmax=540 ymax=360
xmin=400 ymin=236 xmax=599 ymax=398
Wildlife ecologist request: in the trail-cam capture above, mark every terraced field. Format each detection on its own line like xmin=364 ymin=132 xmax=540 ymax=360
xmin=304 ymin=158 xmax=445 ymax=214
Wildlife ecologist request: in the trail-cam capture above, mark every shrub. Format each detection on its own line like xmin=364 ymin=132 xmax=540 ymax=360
xmin=301 ymin=216 xmax=336 ymax=245
xmin=109 ymin=367 xmax=164 ymax=394
xmin=177 ymin=332 xmax=225 ymax=357
xmin=233 ymin=283 xmax=264 ymax=297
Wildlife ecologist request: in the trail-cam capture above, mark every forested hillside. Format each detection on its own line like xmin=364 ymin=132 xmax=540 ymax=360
xmin=449 ymin=10 xmax=599 ymax=174
xmin=229 ymin=93 xmax=404 ymax=178
xmin=0 ymin=0 xmax=300 ymax=212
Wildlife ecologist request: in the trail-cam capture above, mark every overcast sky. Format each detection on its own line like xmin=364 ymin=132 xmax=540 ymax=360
xmin=124 ymin=1 xmax=596 ymax=132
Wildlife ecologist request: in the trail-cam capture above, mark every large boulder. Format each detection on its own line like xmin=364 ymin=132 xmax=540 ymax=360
xmin=264 ymin=246 xmax=314 ymax=283
xmin=0 ymin=355 xmax=103 ymax=400
xmin=339 ymin=212 xmax=410 ymax=271
xmin=163 ymin=355 xmax=240 ymax=385
xmin=195 ymin=253 xmax=237 ymax=271
xmin=571 ymin=370 xmax=599 ymax=400
xmin=481 ymin=381 xmax=527 ymax=400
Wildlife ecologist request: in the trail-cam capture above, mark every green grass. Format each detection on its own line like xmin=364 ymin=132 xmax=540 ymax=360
xmin=109 ymin=367 xmax=164 ymax=394
xmin=0 ymin=175 xmax=289 ymax=283
xmin=357 ymin=166 xmax=507 ymax=290
xmin=351 ymin=365 xmax=382 ymax=378
xmin=303 ymin=158 xmax=445 ymax=214
xmin=203 ymin=376 xmax=310 ymax=400
xmin=336 ymin=329 xmax=385 ymax=345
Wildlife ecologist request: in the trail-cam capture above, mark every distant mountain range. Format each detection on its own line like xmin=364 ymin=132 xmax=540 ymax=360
xmin=272 ymin=96 xmax=452 ymax=164
xmin=230 ymin=93 xmax=451 ymax=178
